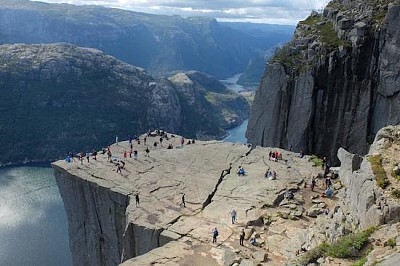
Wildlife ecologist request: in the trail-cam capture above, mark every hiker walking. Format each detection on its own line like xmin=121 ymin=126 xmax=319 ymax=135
xmin=212 ymin=228 xmax=219 ymax=243
xmin=135 ymin=194 xmax=140 ymax=207
xmin=240 ymin=229 xmax=245 ymax=246
xmin=311 ymin=176 xmax=316 ymax=191
xmin=230 ymin=209 xmax=237 ymax=224
xmin=180 ymin=193 xmax=186 ymax=207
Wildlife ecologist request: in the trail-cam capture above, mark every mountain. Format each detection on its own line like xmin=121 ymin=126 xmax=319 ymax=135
xmin=247 ymin=0 xmax=400 ymax=163
xmin=0 ymin=0 xmax=291 ymax=78
xmin=0 ymin=43 xmax=248 ymax=164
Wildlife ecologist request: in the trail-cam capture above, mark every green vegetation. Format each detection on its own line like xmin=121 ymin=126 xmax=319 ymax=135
xmin=269 ymin=46 xmax=304 ymax=71
xmin=318 ymin=22 xmax=351 ymax=48
xmin=309 ymin=155 xmax=323 ymax=167
xmin=368 ymin=155 xmax=390 ymax=188
xmin=298 ymin=227 xmax=375 ymax=265
xmin=392 ymin=189 xmax=400 ymax=199
xmin=384 ymin=237 xmax=396 ymax=248
xmin=352 ymin=257 xmax=367 ymax=266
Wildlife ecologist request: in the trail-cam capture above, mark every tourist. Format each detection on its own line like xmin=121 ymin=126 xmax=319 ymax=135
xmin=237 ymin=166 xmax=245 ymax=176
xmin=116 ymin=135 xmax=119 ymax=146
xmin=311 ymin=176 xmax=316 ymax=191
xmin=160 ymin=137 xmax=163 ymax=145
xmin=65 ymin=155 xmax=71 ymax=163
xmin=181 ymin=137 xmax=185 ymax=147
xmin=134 ymin=150 xmax=138 ymax=159
xmin=116 ymin=162 xmax=122 ymax=174
xmin=153 ymin=142 xmax=158 ymax=148
xmin=272 ymin=171 xmax=277 ymax=180
xmin=135 ymin=194 xmax=140 ymax=206
xmin=92 ymin=150 xmax=97 ymax=160
xmin=180 ymin=193 xmax=186 ymax=207
xmin=128 ymin=135 xmax=132 ymax=145
xmin=322 ymin=156 xmax=326 ymax=170
xmin=250 ymin=237 xmax=257 ymax=246
xmin=230 ymin=209 xmax=237 ymax=224
xmin=275 ymin=151 xmax=279 ymax=161
xmin=123 ymin=150 xmax=127 ymax=161
xmin=86 ymin=151 xmax=90 ymax=163
xmin=167 ymin=144 xmax=173 ymax=149
xmin=145 ymin=147 xmax=150 ymax=156
xmin=269 ymin=151 xmax=273 ymax=160
xmin=325 ymin=176 xmax=332 ymax=189
xmin=285 ymin=190 xmax=294 ymax=200
xmin=212 ymin=228 xmax=219 ymax=243
xmin=144 ymin=137 xmax=147 ymax=145
xmin=239 ymin=229 xmax=245 ymax=246
xmin=264 ymin=168 xmax=270 ymax=178
xmin=129 ymin=149 xmax=133 ymax=158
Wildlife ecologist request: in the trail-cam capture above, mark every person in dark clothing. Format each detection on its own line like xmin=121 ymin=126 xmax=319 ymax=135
xmin=180 ymin=193 xmax=186 ymax=207
xmin=311 ymin=177 xmax=316 ymax=191
xmin=135 ymin=194 xmax=140 ymax=207
xmin=240 ymin=229 xmax=245 ymax=246
xmin=212 ymin=228 xmax=219 ymax=243
xmin=145 ymin=147 xmax=150 ymax=156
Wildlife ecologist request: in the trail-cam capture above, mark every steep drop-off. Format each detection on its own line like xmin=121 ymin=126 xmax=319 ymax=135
xmin=0 ymin=43 xmax=248 ymax=164
xmin=247 ymin=0 xmax=400 ymax=163
xmin=0 ymin=0 xmax=292 ymax=78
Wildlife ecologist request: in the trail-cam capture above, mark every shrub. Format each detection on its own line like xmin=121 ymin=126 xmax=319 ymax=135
xmin=352 ymin=257 xmax=367 ymax=266
xmin=309 ymin=155 xmax=323 ymax=167
xmin=368 ymin=155 xmax=389 ymax=188
xmin=384 ymin=238 xmax=396 ymax=248
xmin=298 ymin=227 xmax=375 ymax=265
xmin=392 ymin=189 xmax=400 ymax=199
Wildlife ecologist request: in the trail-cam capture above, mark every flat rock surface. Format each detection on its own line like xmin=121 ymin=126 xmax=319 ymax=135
xmin=54 ymin=134 xmax=324 ymax=265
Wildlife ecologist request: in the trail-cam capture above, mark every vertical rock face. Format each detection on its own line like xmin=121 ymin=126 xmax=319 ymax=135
xmin=247 ymin=0 xmax=400 ymax=163
xmin=53 ymin=165 xmax=130 ymax=266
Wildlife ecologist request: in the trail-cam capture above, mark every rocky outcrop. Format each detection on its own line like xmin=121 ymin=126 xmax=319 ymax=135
xmin=0 ymin=43 xmax=248 ymax=164
xmin=0 ymin=0 xmax=291 ymax=78
xmin=247 ymin=0 xmax=400 ymax=163
xmin=53 ymin=133 xmax=326 ymax=265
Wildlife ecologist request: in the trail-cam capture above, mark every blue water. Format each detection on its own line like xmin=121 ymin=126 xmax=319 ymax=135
xmin=224 ymin=120 xmax=248 ymax=143
xmin=221 ymin=73 xmax=249 ymax=144
xmin=0 ymin=165 xmax=72 ymax=266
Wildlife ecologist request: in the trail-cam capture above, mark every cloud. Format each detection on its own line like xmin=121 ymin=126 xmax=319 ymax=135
xmin=31 ymin=0 xmax=330 ymax=25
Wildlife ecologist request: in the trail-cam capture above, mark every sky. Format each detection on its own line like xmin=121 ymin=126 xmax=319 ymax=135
xmin=32 ymin=0 xmax=330 ymax=25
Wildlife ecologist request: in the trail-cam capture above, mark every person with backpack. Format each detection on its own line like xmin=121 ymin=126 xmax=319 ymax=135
xmin=212 ymin=228 xmax=219 ymax=243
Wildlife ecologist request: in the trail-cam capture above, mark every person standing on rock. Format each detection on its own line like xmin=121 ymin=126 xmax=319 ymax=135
xmin=212 ymin=228 xmax=219 ymax=243
xmin=86 ymin=151 xmax=90 ymax=163
xmin=135 ymin=194 xmax=140 ymax=206
xmin=180 ymin=193 xmax=186 ymax=207
xmin=239 ymin=229 xmax=245 ymax=246
xmin=116 ymin=135 xmax=119 ymax=146
xmin=311 ymin=176 xmax=316 ymax=191
xmin=230 ymin=209 xmax=237 ymax=224
xmin=145 ymin=147 xmax=150 ymax=156
xmin=134 ymin=150 xmax=138 ymax=160
xmin=123 ymin=150 xmax=127 ymax=161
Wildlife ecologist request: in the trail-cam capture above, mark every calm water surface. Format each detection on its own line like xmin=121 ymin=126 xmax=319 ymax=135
xmin=0 ymin=164 xmax=72 ymax=266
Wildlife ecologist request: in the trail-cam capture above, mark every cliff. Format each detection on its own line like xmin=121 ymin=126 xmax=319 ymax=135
xmin=0 ymin=43 xmax=248 ymax=164
xmin=247 ymin=0 xmax=400 ymax=163
xmin=53 ymin=128 xmax=400 ymax=266
xmin=0 ymin=0 xmax=292 ymax=78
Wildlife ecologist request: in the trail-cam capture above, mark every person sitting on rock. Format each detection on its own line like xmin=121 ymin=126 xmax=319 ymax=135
xmin=264 ymin=168 xmax=270 ymax=178
xmin=285 ymin=190 xmax=294 ymax=200
xmin=237 ymin=166 xmax=245 ymax=176
xmin=167 ymin=144 xmax=173 ymax=149
xmin=250 ymin=237 xmax=257 ymax=246
xmin=271 ymin=171 xmax=277 ymax=180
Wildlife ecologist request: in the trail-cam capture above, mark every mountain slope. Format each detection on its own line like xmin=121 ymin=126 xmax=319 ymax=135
xmin=0 ymin=0 xmax=291 ymax=78
xmin=0 ymin=43 xmax=247 ymax=164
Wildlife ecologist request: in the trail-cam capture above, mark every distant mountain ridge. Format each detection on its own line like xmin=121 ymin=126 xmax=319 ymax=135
xmin=0 ymin=43 xmax=248 ymax=164
xmin=0 ymin=0 xmax=293 ymax=78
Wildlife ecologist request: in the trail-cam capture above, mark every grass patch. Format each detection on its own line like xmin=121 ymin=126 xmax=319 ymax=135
xmin=392 ymin=189 xmax=400 ymax=199
xmin=368 ymin=155 xmax=390 ymax=188
xmin=309 ymin=155 xmax=323 ymax=167
xmin=298 ymin=227 xmax=375 ymax=265
xmin=318 ymin=22 xmax=351 ymax=48
xmin=384 ymin=237 xmax=396 ymax=248
xmin=352 ymin=257 xmax=367 ymax=266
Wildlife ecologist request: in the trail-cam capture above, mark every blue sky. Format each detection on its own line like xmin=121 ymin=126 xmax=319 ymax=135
xmin=32 ymin=0 xmax=330 ymax=25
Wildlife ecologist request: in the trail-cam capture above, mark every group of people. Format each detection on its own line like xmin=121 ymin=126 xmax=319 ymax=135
xmin=269 ymin=150 xmax=281 ymax=162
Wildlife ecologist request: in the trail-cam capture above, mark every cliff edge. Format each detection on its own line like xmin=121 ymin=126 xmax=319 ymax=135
xmin=247 ymin=0 xmax=400 ymax=163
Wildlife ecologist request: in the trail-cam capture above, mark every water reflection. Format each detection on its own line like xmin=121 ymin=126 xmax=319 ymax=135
xmin=0 ymin=165 xmax=72 ymax=266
